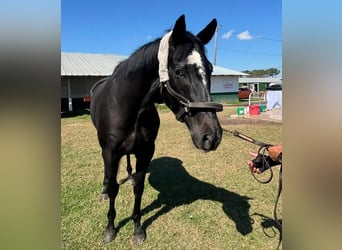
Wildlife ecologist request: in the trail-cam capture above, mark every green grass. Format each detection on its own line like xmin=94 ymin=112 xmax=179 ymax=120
xmin=61 ymin=107 xmax=282 ymax=249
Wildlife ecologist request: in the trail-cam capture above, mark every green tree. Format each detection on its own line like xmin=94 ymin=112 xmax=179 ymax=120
xmin=242 ymin=68 xmax=280 ymax=77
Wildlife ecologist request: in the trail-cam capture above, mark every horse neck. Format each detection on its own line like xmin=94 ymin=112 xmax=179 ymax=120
xmin=128 ymin=40 xmax=160 ymax=82
xmin=120 ymin=39 xmax=162 ymax=105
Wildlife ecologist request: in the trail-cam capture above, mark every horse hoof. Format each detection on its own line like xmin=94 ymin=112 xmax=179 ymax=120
xmin=127 ymin=176 xmax=136 ymax=186
xmin=133 ymin=228 xmax=146 ymax=245
xmin=104 ymin=229 xmax=116 ymax=243
xmin=99 ymin=193 xmax=109 ymax=202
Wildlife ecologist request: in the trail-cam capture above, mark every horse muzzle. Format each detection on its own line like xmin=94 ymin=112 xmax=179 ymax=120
xmin=190 ymin=123 xmax=222 ymax=152
xmin=201 ymin=132 xmax=221 ymax=151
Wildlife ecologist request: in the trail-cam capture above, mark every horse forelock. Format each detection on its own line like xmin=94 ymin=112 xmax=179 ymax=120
xmin=169 ymin=32 xmax=198 ymax=61
xmin=168 ymin=33 xmax=212 ymax=100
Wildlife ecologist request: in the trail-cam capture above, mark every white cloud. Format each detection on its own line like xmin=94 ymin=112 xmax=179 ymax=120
xmin=146 ymin=34 xmax=152 ymax=41
xmin=222 ymin=29 xmax=234 ymax=40
xmin=237 ymin=30 xmax=253 ymax=40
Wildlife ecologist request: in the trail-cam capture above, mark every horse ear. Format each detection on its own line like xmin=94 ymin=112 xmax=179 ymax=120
xmin=171 ymin=15 xmax=186 ymax=44
xmin=197 ymin=18 xmax=217 ymax=45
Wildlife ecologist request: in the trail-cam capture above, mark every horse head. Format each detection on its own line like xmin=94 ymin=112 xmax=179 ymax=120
xmin=159 ymin=15 xmax=222 ymax=151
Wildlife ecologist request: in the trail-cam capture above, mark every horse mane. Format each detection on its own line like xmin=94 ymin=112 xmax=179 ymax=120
xmin=113 ymin=38 xmax=162 ymax=80
xmin=112 ymin=31 xmax=206 ymax=80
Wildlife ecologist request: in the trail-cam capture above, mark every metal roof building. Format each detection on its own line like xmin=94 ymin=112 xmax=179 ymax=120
xmin=61 ymin=52 xmax=247 ymax=77
xmin=61 ymin=52 xmax=127 ymax=76
xmin=212 ymin=65 xmax=248 ymax=76
xmin=61 ymin=52 xmax=247 ymax=112
xmin=239 ymin=77 xmax=282 ymax=84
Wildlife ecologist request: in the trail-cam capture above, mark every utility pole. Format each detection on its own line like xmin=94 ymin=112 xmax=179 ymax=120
xmin=213 ymin=24 xmax=221 ymax=65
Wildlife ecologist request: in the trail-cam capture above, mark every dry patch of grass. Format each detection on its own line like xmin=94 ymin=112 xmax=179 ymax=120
xmin=61 ymin=107 xmax=282 ymax=249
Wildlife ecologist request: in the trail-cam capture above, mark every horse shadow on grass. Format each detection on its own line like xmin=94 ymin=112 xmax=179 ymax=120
xmin=132 ymin=156 xmax=254 ymax=236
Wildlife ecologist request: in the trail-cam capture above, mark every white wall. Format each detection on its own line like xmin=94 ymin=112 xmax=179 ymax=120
xmin=61 ymin=76 xmax=104 ymax=98
xmin=211 ymin=75 xmax=239 ymax=93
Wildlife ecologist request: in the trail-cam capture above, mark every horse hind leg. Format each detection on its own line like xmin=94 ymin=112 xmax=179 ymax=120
xmin=126 ymin=154 xmax=136 ymax=185
xmin=118 ymin=154 xmax=136 ymax=186
xmin=131 ymin=144 xmax=155 ymax=244
xmin=100 ymin=169 xmax=110 ymax=201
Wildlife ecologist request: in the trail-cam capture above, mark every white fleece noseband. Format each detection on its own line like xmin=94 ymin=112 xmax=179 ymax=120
xmin=158 ymin=31 xmax=172 ymax=82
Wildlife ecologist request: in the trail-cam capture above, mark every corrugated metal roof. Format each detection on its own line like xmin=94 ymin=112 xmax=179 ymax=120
xmin=61 ymin=52 xmax=127 ymax=76
xmin=61 ymin=52 xmax=247 ymax=77
xmin=212 ymin=65 xmax=248 ymax=76
xmin=239 ymin=77 xmax=282 ymax=84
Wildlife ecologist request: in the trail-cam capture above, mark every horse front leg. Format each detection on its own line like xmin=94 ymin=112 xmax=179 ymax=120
xmin=101 ymin=145 xmax=120 ymax=243
xmin=100 ymin=168 xmax=109 ymax=201
xmin=131 ymin=144 xmax=155 ymax=244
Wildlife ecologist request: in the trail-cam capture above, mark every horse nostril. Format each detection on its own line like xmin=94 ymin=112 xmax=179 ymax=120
xmin=202 ymin=134 xmax=213 ymax=151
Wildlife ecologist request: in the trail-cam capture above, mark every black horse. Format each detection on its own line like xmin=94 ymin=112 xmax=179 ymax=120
xmin=90 ymin=15 xmax=223 ymax=244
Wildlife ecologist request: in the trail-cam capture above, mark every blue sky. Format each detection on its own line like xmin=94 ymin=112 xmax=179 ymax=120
xmin=62 ymin=0 xmax=281 ymax=76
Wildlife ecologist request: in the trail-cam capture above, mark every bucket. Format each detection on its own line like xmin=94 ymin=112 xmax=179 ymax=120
xmin=237 ymin=107 xmax=244 ymax=115
xmin=260 ymin=104 xmax=266 ymax=112
xmin=249 ymin=104 xmax=260 ymax=115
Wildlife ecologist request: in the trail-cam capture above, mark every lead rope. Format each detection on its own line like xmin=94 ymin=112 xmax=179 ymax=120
xmin=223 ymin=128 xmax=274 ymax=183
xmin=223 ymin=128 xmax=282 ymax=249
xmin=274 ymin=164 xmax=282 ymax=249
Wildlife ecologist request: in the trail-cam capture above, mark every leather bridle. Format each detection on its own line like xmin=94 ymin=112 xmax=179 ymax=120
xmin=157 ymin=31 xmax=223 ymax=122
xmin=159 ymin=80 xmax=223 ymax=122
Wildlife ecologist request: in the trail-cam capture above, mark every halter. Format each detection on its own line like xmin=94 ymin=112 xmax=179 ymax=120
xmin=157 ymin=31 xmax=223 ymax=122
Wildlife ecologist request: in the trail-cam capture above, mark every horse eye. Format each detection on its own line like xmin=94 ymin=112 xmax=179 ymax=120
xmin=175 ymin=69 xmax=184 ymax=77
